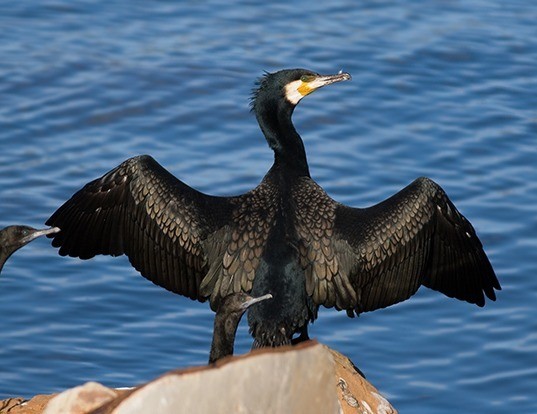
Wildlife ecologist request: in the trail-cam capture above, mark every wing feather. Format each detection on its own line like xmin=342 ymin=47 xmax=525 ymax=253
xmin=295 ymin=176 xmax=500 ymax=314
xmin=333 ymin=177 xmax=500 ymax=312
xmin=46 ymin=155 xmax=232 ymax=301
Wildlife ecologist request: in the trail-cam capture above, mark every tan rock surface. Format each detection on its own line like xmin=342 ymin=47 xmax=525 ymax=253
xmin=1 ymin=395 xmax=54 ymax=414
xmin=42 ymin=382 xmax=118 ymax=414
xmin=94 ymin=341 xmax=338 ymax=414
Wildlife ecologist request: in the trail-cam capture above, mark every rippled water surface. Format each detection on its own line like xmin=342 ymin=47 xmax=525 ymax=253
xmin=1 ymin=1 xmax=536 ymax=412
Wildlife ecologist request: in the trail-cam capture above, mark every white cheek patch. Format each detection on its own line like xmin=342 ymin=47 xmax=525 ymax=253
xmin=284 ymin=80 xmax=306 ymax=105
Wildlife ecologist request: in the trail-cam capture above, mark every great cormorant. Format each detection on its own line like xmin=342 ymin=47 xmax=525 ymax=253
xmin=209 ymin=292 xmax=272 ymax=363
xmin=0 ymin=225 xmax=59 ymax=274
xmin=46 ymin=68 xmax=500 ymax=349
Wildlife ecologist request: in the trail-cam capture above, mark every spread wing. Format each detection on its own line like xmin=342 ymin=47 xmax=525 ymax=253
xmin=295 ymin=177 xmax=500 ymax=314
xmin=46 ymin=155 xmax=234 ymax=302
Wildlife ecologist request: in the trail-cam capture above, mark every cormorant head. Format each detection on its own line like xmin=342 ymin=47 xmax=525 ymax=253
xmin=1 ymin=225 xmax=59 ymax=251
xmin=251 ymin=68 xmax=351 ymax=112
xmin=209 ymin=292 xmax=273 ymax=363
xmin=219 ymin=292 xmax=273 ymax=318
xmin=0 ymin=225 xmax=60 ymax=273
xmin=250 ymin=69 xmax=351 ymax=168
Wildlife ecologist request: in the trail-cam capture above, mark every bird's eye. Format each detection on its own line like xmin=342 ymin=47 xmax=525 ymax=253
xmin=300 ymin=75 xmax=315 ymax=83
xmin=22 ymin=230 xmax=29 ymax=236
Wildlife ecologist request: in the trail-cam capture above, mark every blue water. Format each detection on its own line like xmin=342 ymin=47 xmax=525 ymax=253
xmin=1 ymin=1 xmax=536 ymax=412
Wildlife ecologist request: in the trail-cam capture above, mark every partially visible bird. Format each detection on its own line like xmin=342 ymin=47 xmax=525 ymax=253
xmin=209 ymin=292 xmax=272 ymax=363
xmin=46 ymin=68 xmax=500 ymax=350
xmin=0 ymin=225 xmax=60 ymax=274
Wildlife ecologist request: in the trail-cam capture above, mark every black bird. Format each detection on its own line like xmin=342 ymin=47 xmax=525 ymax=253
xmin=209 ymin=292 xmax=272 ymax=363
xmin=0 ymin=225 xmax=60 ymax=274
xmin=46 ymin=68 xmax=500 ymax=348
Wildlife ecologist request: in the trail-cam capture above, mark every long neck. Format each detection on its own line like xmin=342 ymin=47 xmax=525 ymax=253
xmin=208 ymin=312 xmax=239 ymax=364
xmin=256 ymin=100 xmax=310 ymax=177
xmin=0 ymin=248 xmax=13 ymax=274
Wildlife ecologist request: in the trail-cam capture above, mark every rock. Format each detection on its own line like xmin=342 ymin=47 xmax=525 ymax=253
xmin=93 ymin=341 xmax=339 ymax=414
xmin=1 ymin=395 xmax=54 ymax=414
xmin=2 ymin=341 xmax=397 ymax=414
xmin=1 ymin=397 xmax=25 ymax=413
xmin=42 ymin=383 xmax=117 ymax=414
xmin=330 ymin=348 xmax=397 ymax=414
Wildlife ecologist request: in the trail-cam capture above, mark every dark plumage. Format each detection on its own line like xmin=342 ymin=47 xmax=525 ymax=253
xmin=209 ymin=292 xmax=272 ymax=363
xmin=46 ymin=68 xmax=500 ymax=350
xmin=0 ymin=225 xmax=59 ymax=274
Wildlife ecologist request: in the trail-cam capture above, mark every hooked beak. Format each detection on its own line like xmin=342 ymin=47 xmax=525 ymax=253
xmin=20 ymin=227 xmax=60 ymax=245
xmin=287 ymin=71 xmax=351 ymax=104
xmin=241 ymin=293 xmax=273 ymax=310
xmin=309 ymin=71 xmax=352 ymax=90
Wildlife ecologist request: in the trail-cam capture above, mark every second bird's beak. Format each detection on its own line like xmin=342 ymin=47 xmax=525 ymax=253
xmin=20 ymin=227 xmax=60 ymax=245
xmin=241 ymin=293 xmax=273 ymax=310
